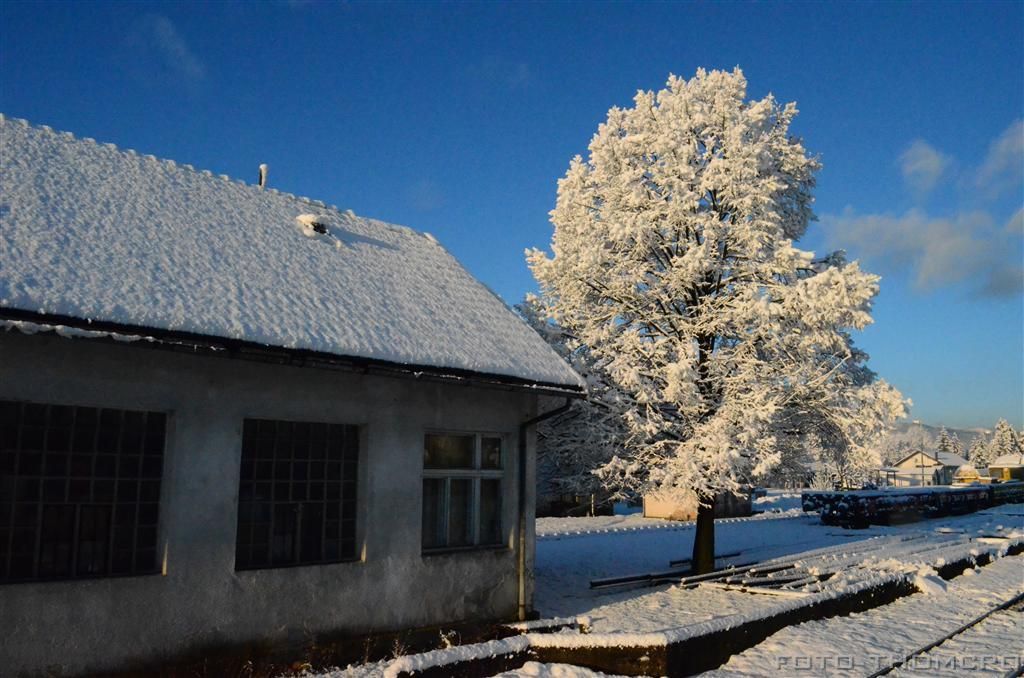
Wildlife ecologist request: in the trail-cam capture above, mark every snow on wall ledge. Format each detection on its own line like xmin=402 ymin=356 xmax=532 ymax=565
xmin=0 ymin=116 xmax=584 ymax=390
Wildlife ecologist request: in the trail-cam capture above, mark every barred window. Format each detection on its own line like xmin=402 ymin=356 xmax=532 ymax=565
xmin=0 ymin=400 xmax=166 ymax=584
xmin=422 ymin=433 xmax=503 ymax=551
xmin=235 ymin=419 xmax=358 ymax=570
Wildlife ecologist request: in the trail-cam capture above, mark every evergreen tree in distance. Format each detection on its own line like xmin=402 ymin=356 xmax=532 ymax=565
xmin=989 ymin=418 xmax=1023 ymax=460
xmin=935 ymin=426 xmax=962 ymax=457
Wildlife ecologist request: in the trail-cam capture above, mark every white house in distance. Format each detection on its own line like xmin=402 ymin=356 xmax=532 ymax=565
xmin=884 ymin=449 xmax=970 ymax=487
xmin=0 ymin=116 xmax=584 ymax=675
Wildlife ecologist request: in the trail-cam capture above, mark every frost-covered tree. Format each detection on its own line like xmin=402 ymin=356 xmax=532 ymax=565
xmin=935 ymin=427 xmax=963 ymax=457
xmin=967 ymin=435 xmax=992 ymax=470
xmin=949 ymin=431 xmax=963 ymax=456
xmin=528 ymin=68 xmax=905 ymax=572
xmin=881 ymin=439 xmax=913 ymax=468
xmin=878 ymin=422 xmax=933 ymax=466
xmin=988 ymin=418 xmax=1023 ymax=461
xmin=517 ymin=295 xmax=630 ymax=502
xmin=767 ymin=332 xmax=899 ymax=490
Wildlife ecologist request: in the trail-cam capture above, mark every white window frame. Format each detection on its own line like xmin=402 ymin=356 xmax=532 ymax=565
xmin=421 ymin=432 xmax=504 ymax=552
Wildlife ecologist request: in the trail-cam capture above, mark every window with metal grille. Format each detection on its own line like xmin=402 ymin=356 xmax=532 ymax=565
xmin=235 ymin=419 xmax=358 ymax=570
xmin=422 ymin=433 xmax=503 ymax=552
xmin=0 ymin=400 xmax=165 ymax=584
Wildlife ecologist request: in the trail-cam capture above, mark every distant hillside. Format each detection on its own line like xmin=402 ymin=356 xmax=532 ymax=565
xmin=890 ymin=421 xmax=990 ymax=450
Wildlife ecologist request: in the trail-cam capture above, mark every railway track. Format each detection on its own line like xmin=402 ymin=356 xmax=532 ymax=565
xmin=867 ymin=591 xmax=1024 ymax=677
xmin=701 ymin=549 xmax=1024 ymax=678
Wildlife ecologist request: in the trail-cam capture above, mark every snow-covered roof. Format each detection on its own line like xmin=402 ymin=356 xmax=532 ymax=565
xmin=990 ymin=453 xmax=1024 ymax=468
xmin=0 ymin=116 xmax=584 ymax=392
xmin=935 ymin=451 xmax=969 ymax=467
xmin=892 ymin=449 xmax=969 ymax=468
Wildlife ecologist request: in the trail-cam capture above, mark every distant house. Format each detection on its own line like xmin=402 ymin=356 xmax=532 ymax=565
xmin=989 ymin=453 xmax=1024 ymax=482
xmin=887 ymin=449 xmax=970 ymax=486
xmin=0 ymin=116 xmax=584 ymax=675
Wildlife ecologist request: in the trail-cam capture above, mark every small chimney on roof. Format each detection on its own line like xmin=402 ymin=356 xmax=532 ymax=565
xmin=258 ymin=163 xmax=268 ymax=190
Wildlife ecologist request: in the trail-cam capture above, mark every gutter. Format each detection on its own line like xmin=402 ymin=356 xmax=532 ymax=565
xmin=0 ymin=307 xmax=585 ymax=398
xmin=517 ymin=397 xmax=574 ymax=621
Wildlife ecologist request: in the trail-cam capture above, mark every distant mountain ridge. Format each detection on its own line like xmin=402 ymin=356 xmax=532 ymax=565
xmin=891 ymin=421 xmax=989 ymax=450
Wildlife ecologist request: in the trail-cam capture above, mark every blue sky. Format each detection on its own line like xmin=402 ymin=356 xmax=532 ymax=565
xmin=2 ymin=1 xmax=1021 ymax=429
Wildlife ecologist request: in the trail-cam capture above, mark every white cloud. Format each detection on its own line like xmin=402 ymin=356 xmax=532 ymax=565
xmin=1006 ymin=208 xmax=1024 ymax=236
xmin=975 ymin=119 xmax=1023 ymax=197
xmin=899 ymin=140 xmax=950 ymax=195
xmin=826 ymin=123 xmax=1024 ymax=298
xmin=128 ymin=15 xmax=206 ymax=84
xmin=821 ymin=208 xmax=1023 ymax=298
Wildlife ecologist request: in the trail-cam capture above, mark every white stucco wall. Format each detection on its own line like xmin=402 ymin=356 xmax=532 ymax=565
xmin=0 ymin=330 xmax=539 ymax=675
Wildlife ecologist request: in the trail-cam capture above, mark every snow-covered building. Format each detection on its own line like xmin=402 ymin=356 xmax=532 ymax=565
xmin=0 ymin=116 xmax=584 ymax=675
xmin=888 ymin=449 xmax=970 ymax=487
xmin=988 ymin=453 xmax=1024 ymax=482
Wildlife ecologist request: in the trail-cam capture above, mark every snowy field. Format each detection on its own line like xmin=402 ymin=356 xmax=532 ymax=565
xmin=315 ymin=500 xmax=1023 ymax=677
xmin=534 ymin=502 xmax=1020 ymax=632
xmin=536 ymin=512 xmax=817 ymax=629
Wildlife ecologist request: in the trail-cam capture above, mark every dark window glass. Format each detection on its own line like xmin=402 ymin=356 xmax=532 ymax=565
xmin=448 ymin=479 xmax=473 ymax=547
xmin=235 ymin=418 xmax=358 ymax=570
xmin=424 ymin=434 xmax=474 ymax=469
xmin=421 ymin=434 xmax=504 ymax=551
xmin=421 ymin=478 xmax=445 ymax=549
xmin=0 ymin=400 xmax=165 ymax=584
xmin=482 ymin=438 xmax=502 ymax=469
xmin=480 ymin=479 xmax=502 ymax=545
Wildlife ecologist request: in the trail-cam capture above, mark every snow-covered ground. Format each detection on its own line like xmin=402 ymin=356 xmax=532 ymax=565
xmin=313 ymin=502 xmax=1023 ymax=677
xmin=752 ymin=489 xmax=803 ymax=513
xmin=536 ymin=511 xmax=834 ymax=626
xmin=535 ymin=504 xmax=1021 ymax=632
xmin=536 ymin=499 xmax=803 ymax=540
xmin=891 ymin=603 xmax=1022 ymax=677
xmin=535 ymin=490 xmax=802 ymax=540
xmin=708 ymin=553 xmax=1023 ymax=676
xmin=494 ymin=662 xmax=628 ymax=677
xmin=537 ymin=511 xmax=676 ymax=538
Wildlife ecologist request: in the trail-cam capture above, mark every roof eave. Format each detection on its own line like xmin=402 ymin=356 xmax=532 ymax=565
xmin=0 ymin=307 xmax=586 ymax=399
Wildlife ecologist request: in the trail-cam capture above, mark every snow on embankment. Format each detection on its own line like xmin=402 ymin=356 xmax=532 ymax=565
xmin=709 ymin=554 xmax=1024 ymax=677
xmin=537 ymin=506 xmax=802 ymax=540
xmin=891 ymin=602 xmax=1024 ymax=677
xmin=493 ymin=661 xmax=630 ymax=677
xmin=383 ymin=636 xmax=530 ymax=678
xmin=349 ymin=544 xmax=1022 ymax=677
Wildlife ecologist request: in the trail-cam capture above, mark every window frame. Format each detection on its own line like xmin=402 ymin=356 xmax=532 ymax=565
xmin=234 ymin=417 xmax=360 ymax=572
xmin=0 ymin=400 xmax=167 ymax=585
xmin=421 ymin=432 xmax=505 ymax=553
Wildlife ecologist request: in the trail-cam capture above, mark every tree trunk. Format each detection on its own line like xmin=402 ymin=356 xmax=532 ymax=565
xmin=691 ymin=497 xmax=716 ymax=574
